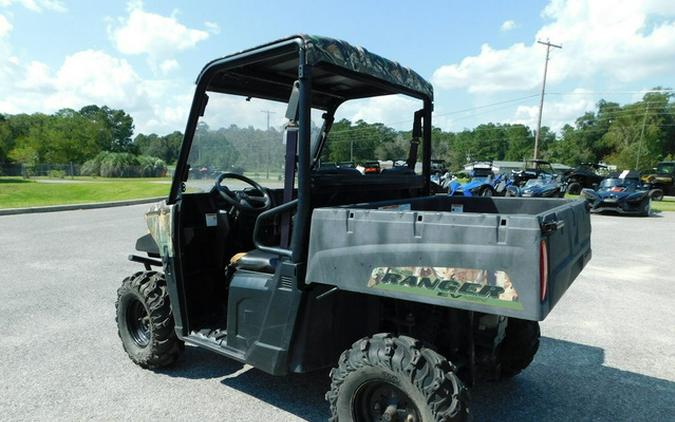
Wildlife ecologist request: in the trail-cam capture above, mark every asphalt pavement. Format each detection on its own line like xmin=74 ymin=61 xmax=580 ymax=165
xmin=0 ymin=204 xmax=673 ymax=421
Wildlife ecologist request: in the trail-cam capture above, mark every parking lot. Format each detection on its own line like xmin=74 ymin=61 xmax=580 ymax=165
xmin=0 ymin=205 xmax=673 ymax=421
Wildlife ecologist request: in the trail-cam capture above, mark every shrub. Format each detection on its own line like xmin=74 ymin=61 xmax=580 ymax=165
xmin=80 ymin=151 xmax=167 ymax=177
xmin=22 ymin=165 xmax=35 ymax=179
xmin=47 ymin=169 xmax=66 ymax=179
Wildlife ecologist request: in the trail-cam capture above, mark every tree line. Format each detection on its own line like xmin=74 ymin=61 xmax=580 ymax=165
xmin=325 ymin=91 xmax=674 ymax=172
xmin=0 ymin=91 xmax=673 ymax=177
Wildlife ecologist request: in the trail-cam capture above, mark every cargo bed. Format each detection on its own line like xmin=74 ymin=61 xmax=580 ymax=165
xmin=306 ymin=195 xmax=591 ymax=321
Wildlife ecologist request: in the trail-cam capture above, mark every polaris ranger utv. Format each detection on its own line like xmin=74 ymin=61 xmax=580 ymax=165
xmin=116 ymin=35 xmax=592 ymax=421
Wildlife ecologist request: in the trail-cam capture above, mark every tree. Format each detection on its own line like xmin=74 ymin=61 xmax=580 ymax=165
xmin=80 ymin=105 xmax=135 ymax=153
xmin=503 ymin=124 xmax=534 ymax=161
xmin=602 ymin=92 xmax=672 ymax=171
xmin=134 ymin=132 xmax=183 ymax=164
xmin=0 ymin=115 xmax=13 ymax=164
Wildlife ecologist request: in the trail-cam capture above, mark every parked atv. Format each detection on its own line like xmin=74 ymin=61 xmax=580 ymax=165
xmin=508 ymin=174 xmax=566 ymax=198
xmin=511 ymin=159 xmax=557 ymax=187
xmin=564 ymin=163 xmax=608 ymax=195
xmin=116 ymin=35 xmax=592 ymax=420
xmin=581 ymin=171 xmax=654 ymax=216
xmin=641 ymin=161 xmax=674 ymax=200
xmin=449 ymin=163 xmax=513 ymax=197
xmin=430 ymin=171 xmax=452 ymax=193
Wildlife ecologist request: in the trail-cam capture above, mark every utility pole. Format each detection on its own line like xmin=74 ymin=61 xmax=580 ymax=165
xmin=533 ymin=39 xmax=562 ymax=160
xmin=636 ymin=103 xmax=649 ymax=170
xmin=261 ymin=110 xmax=276 ymax=180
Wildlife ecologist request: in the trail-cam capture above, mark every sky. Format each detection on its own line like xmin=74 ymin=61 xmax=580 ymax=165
xmin=0 ymin=0 xmax=674 ymax=135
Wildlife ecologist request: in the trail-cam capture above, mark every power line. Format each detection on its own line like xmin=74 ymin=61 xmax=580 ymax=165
xmin=433 ymin=94 xmax=540 ymax=117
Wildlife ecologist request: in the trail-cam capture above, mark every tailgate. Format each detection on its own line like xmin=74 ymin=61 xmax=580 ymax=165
xmin=305 ymin=197 xmax=591 ymax=321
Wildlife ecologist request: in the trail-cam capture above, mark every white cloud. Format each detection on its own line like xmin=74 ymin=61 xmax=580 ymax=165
xmin=20 ymin=60 xmax=51 ymax=89
xmin=511 ymin=89 xmax=596 ymax=131
xmin=159 ymin=58 xmax=179 ymax=74
xmin=335 ymin=95 xmax=423 ymax=130
xmin=0 ymin=13 xmax=12 ymax=37
xmin=0 ymin=3 xmax=199 ymax=134
xmin=432 ymin=0 xmax=675 ymax=93
xmin=0 ymin=20 xmax=193 ymax=135
xmin=50 ymin=50 xmax=146 ymax=108
xmin=204 ymin=21 xmax=220 ymax=34
xmin=433 ymin=42 xmax=541 ymax=93
xmin=500 ymin=20 xmax=517 ymax=32
xmin=108 ymin=2 xmax=209 ymax=59
xmin=0 ymin=49 xmax=155 ymax=122
xmin=0 ymin=0 xmax=66 ymax=13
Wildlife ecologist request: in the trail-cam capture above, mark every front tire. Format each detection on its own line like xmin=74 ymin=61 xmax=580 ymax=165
xmin=116 ymin=271 xmax=183 ymax=369
xmin=566 ymin=182 xmax=582 ymax=195
xmin=641 ymin=199 xmax=651 ymax=217
xmin=479 ymin=186 xmax=494 ymax=197
xmin=650 ymin=189 xmax=664 ymax=201
xmin=327 ymin=333 xmax=470 ymax=421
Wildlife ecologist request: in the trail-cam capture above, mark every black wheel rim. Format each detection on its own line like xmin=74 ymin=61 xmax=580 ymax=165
xmin=126 ymin=298 xmax=151 ymax=348
xmin=353 ymin=379 xmax=422 ymax=422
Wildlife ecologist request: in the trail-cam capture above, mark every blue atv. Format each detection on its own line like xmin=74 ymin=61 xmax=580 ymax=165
xmin=581 ymin=171 xmax=653 ymax=216
xmin=449 ymin=164 xmax=512 ymax=197
xmin=506 ymin=174 xmax=566 ymax=198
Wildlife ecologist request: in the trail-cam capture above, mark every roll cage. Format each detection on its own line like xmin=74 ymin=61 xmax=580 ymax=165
xmin=169 ymin=35 xmax=434 ymax=264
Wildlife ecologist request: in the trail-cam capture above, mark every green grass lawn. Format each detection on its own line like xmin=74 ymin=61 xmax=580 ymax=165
xmin=652 ymin=196 xmax=675 ymax=213
xmin=0 ymin=177 xmax=170 ymax=209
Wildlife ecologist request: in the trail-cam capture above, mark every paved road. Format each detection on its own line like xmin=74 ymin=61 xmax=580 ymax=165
xmin=0 ymin=205 xmax=673 ymax=421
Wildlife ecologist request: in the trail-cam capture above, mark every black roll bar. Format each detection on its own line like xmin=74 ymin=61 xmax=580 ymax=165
xmin=252 ymin=199 xmax=298 ymax=257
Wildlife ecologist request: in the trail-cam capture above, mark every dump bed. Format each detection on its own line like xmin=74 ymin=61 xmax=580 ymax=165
xmin=306 ymin=196 xmax=591 ymax=321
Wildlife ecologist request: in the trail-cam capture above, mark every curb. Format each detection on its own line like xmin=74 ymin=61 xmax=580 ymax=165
xmin=0 ymin=197 xmax=165 ymax=216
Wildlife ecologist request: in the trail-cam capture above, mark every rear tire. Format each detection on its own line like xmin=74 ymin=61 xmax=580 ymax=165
xmin=498 ymin=318 xmax=540 ymax=379
xmin=116 ymin=271 xmax=183 ymax=369
xmin=479 ymin=186 xmax=494 ymax=197
xmin=650 ymin=189 xmax=664 ymax=201
xmin=566 ymin=182 xmax=582 ymax=195
xmin=327 ymin=333 xmax=470 ymax=421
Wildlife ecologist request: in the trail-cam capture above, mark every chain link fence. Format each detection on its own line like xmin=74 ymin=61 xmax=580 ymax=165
xmin=0 ymin=163 xmax=175 ymax=179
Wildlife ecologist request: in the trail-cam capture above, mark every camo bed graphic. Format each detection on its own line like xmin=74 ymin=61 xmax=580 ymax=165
xmin=368 ymin=266 xmax=522 ymax=310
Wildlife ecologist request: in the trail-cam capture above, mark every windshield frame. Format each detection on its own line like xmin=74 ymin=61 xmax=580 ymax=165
xmin=656 ymin=162 xmax=675 ymax=174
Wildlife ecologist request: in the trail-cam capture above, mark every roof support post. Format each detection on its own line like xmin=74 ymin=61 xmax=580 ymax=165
xmin=422 ymin=99 xmax=433 ymax=195
xmin=290 ymin=58 xmax=312 ymax=263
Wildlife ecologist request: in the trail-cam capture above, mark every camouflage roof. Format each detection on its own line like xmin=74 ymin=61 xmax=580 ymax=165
xmin=202 ymin=35 xmax=433 ymax=101
xmin=301 ymin=35 xmax=434 ymax=100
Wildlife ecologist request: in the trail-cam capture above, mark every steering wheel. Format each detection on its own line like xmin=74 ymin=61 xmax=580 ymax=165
xmin=214 ymin=172 xmax=272 ymax=212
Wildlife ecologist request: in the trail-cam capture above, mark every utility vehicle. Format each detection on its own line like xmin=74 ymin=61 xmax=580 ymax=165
xmin=563 ymin=163 xmax=608 ymax=195
xmin=116 ymin=35 xmax=592 ymax=421
xmin=642 ymin=160 xmax=674 ymax=200
xmin=511 ymin=159 xmax=556 ymax=187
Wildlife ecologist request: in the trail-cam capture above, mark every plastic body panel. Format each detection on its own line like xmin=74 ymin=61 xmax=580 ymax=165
xmin=306 ymin=196 xmax=591 ymax=321
xmin=225 ymin=262 xmax=304 ymax=375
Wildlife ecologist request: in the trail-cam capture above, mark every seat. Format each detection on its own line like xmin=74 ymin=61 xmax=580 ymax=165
xmin=230 ymin=249 xmax=279 ymax=273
